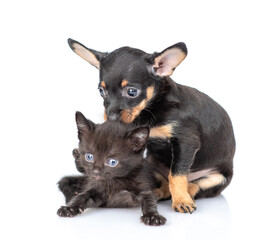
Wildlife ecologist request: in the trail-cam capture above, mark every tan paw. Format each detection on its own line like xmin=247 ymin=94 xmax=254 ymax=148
xmin=172 ymin=195 xmax=197 ymax=214
xmin=154 ymin=186 xmax=171 ymax=200
xmin=168 ymin=173 xmax=197 ymax=213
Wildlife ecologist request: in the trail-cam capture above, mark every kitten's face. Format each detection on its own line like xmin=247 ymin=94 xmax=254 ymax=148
xmin=75 ymin=112 xmax=149 ymax=181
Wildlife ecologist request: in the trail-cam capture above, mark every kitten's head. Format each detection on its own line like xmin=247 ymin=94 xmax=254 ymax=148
xmin=75 ymin=112 xmax=149 ymax=181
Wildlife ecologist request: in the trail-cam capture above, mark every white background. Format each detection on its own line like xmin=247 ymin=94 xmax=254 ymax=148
xmin=1 ymin=0 xmax=268 ymax=239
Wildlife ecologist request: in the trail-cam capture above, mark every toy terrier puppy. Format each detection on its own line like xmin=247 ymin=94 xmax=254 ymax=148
xmin=67 ymin=39 xmax=235 ymax=213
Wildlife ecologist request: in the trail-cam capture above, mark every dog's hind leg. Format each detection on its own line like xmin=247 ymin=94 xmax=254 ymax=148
xmin=154 ymin=169 xmax=232 ymax=201
xmin=188 ymin=171 xmax=231 ymax=199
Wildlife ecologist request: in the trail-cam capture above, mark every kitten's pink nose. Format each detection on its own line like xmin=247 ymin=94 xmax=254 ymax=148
xmin=93 ymin=169 xmax=100 ymax=176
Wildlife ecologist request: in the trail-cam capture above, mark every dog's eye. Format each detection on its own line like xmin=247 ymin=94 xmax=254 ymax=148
xmin=122 ymin=87 xmax=141 ymax=98
xmin=127 ymin=87 xmax=140 ymax=98
xmin=127 ymin=88 xmax=137 ymax=97
xmin=85 ymin=153 xmax=94 ymax=162
xmin=99 ymin=88 xmax=105 ymax=98
xmin=106 ymin=158 xmax=118 ymax=167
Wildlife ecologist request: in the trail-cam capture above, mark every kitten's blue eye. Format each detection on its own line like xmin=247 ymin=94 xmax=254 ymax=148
xmin=85 ymin=153 xmax=94 ymax=162
xmin=99 ymin=88 xmax=105 ymax=98
xmin=127 ymin=88 xmax=138 ymax=97
xmin=106 ymin=158 xmax=118 ymax=167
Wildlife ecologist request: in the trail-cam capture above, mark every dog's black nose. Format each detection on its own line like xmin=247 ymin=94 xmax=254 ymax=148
xmin=108 ymin=113 xmax=118 ymax=121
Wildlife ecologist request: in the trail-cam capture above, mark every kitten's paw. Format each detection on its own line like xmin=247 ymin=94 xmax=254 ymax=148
xmin=140 ymin=214 xmax=167 ymax=226
xmin=57 ymin=206 xmax=84 ymax=217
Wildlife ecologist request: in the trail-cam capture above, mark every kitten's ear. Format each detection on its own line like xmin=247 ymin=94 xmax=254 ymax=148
xmin=75 ymin=112 xmax=95 ymax=138
xmin=127 ymin=127 xmax=149 ymax=152
xmin=148 ymin=42 xmax=187 ymax=77
xmin=68 ymin=38 xmax=107 ymax=69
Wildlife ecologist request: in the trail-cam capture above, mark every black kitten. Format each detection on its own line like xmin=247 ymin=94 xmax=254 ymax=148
xmin=57 ymin=112 xmax=166 ymax=226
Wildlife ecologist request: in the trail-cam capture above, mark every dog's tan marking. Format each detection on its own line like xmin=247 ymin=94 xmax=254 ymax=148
xmin=188 ymin=183 xmax=200 ymax=199
xmin=104 ymin=110 xmax=107 ymax=121
xmin=154 ymin=172 xmax=171 ymax=200
xmin=146 ymin=85 xmax=154 ymax=100
xmin=187 ymin=172 xmax=226 ymax=199
xmin=121 ymin=80 xmax=128 ymax=88
xmin=72 ymin=42 xmax=100 ymax=69
xmin=168 ymin=172 xmax=196 ymax=213
xmin=150 ymin=124 xmax=173 ymax=139
xmin=153 ymin=172 xmax=222 ymax=201
xmin=121 ymin=86 xmax=154 ymax=123
xmin=196 ymin=173 xmax=226 ymax=190
xmin=101 ymin=81 xmax=106 ymax=88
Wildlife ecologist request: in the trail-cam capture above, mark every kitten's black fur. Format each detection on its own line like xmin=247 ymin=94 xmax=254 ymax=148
xmin=57 ymin=112 xmax=166 ymax=226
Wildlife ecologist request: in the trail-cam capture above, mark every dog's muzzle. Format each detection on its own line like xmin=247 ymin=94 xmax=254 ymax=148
xmin=108 ymin=113 xmax=119 ymax=121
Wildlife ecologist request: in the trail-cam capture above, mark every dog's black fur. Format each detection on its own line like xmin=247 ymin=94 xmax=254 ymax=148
xmin=67 ymin=39 xmax=235 ymax=213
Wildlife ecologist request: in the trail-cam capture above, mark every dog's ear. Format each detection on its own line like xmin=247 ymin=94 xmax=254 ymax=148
xmin=148 ymin=43 xmax=187 ymax=77
xmin=75 ymin=111 xmax=95 ymax=140
xmin=68 ymin=39 xmax=107 ymax=69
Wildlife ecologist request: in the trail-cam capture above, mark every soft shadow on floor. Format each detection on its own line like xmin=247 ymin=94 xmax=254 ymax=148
xmin=159 ymin=194 xmax=232 ymax=240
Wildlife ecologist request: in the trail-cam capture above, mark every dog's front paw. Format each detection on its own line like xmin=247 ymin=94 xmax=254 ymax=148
xmin=172 ymin=194 xmax=197 ymax=214
xmin=57 ymin=206 xmax=84 ymax=218
xmin=140 ymin=214 xmax=167 ymax=226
